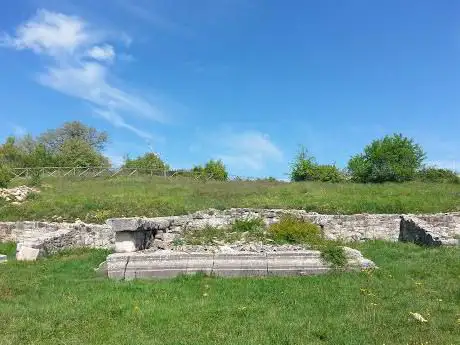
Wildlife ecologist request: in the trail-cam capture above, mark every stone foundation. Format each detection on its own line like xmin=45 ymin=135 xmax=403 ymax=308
xmin=106 ymin=248 xmax=376 ymax=280
xmin=1 ymin=209 xmax=458 ymax=261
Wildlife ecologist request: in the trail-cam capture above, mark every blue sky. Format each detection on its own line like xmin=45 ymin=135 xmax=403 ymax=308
xmin=0 ymin=0 xmax=459 ymax=178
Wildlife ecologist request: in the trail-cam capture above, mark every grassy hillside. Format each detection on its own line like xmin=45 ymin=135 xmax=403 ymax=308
xmin=1 ymin=177 xmax=460 ymax=222
xmin=0 ymin=241 xmax=459 ymax=345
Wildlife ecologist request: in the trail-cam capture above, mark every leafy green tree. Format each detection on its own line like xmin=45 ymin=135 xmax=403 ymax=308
xmin=0 ymin=137 xmax=25 ymax=167
xmin=192 ymin=159 xmax=229 ymax=181
xmin=38 ymin=121 xmax=108 ymax=153
xmin=290 ymin=146 xmax=317 ymax=182
xmin=348 ymin=134 xmax=425 ymax=183
xmin=204 ymin=159 xmax=228 ymax=181
xmin=123 ymin=152 xmax=169 ymax=172
xmin=55 ymin=139 xmax=109 ymax=167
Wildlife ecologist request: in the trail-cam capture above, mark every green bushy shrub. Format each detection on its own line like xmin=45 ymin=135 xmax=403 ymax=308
xmin=290 ymin=147 xmax=317 ymax=182
xmin=347 ymin=134 xmax=425 ymax=183
xmin=311 ymin=164 xmax=346 ymax=183
xmin=321 ymin=244 xmax=347 ymax=268
xmin=268 ymin=216 xmax=323 ymax=244
xmin=0 ymin=165 xmax=13 ymax=188
xmin=193 ymin=159 xmax=228 ymax=181
xmin=416 ymin=167 xmax=459 ymax=183
xmin=204 ymin=159 xmax=228 ymax=181
xmin=232 ymin=218 xmax=265 ymax=233
xmin=290 ymin=147 xmax=345 ymax=183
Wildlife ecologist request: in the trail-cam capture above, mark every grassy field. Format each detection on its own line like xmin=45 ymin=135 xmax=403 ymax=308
xmin=0 ymin=241 xmax=458 ymax=345
xmin=1 ymin=177 xmax=460 ymax=222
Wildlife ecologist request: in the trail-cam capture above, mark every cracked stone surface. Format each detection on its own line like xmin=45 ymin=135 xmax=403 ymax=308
xmin=106 ymin=247 xmax=377 ymax=280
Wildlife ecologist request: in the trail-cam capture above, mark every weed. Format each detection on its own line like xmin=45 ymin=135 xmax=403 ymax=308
xmin=231 ymin=218 xmax=264 ymax=233
xmin=268 ymin=216 xmax=323 ymax=245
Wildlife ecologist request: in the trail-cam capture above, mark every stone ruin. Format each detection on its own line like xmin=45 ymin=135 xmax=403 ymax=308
xmin=1 ymin=209 xmax=459 ymax=278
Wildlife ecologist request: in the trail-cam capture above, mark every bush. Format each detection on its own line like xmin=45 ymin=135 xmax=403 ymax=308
xmin=416 ymin=167 xmax=459 ymax=183
xmin=312 ymin=165 xmax=346 ymax=183
xmin=268 ymin=216 xmax=323 ymax=244
xmin=321 ymin=245 xmax=347 ymax=268
xmin=232 ymin=218 xmax=264 ymax=233
xmin=0 ymin=165 xmax=13 ymax=188
xmin=123 ymin=152 xmax=169 ymax=173
xmin=290 ymin=147 xmax=317 ymax=182
xmin=348 ymin=134 xmax=425 ymax=183
xmin=290 ymin=147 xmax=345 ymax=183
xmin=193 ymin=159 xmax=228 ymax=181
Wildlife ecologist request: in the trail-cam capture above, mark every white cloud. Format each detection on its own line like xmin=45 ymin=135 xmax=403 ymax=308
xmin=87 ymin=44 xmax=115 ymax=62
xmin=0 ymin=9 xmax=91 ymax=56
xmin=93 ymin=108 xmax=153 ymax=140
xmin=213 ymin=130 xmax=283 ymax=171
xmin=1 ymin=9 xmax=163 ymax=140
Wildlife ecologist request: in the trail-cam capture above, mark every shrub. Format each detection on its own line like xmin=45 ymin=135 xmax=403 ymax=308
xmin=0 ymin=165 xmax=13 ymax=188
xmin=290 ymin=147 xmax=345 ymax=183
xmin=312 ymin=164 xmax=346 ymax=183
xmin=347 ymin=134 xmax=425 ymax=183
xmin=268 ymin=216 xmax=323 ymax=244
xmin=193 ymin=159 xmax=228 ymax=181
xmin=321 ymin=244 xmax=347 ymax=268
xmin=416 ymin=167 xmax=459 ymax=184
xmin=290 ymin=147 xmax=317 ymax=182
xmin=232 ymin=218 xmax=265 ymax=233
xmin=123 ymin=152 xmax=169 ymax=173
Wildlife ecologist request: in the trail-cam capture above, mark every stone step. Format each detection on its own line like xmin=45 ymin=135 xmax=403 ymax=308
xmin=106 ymin=250 xmax=371 ymax=280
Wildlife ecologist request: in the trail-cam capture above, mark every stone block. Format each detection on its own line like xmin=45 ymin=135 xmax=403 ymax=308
xmin=106 ymin=253 xmax=129 ymax=280
xmin=16 ymin=246 xmax=41 ymax=261
xmin=107 ymin=218 xmax=141 ymax=232
xmin=267 ymin=251 xmax=328 ymax=276
xmin=0 ymin=254 xmax=7 ymax=263
xmin=126 ymin=252 xmax=189 ymax=279
xmin=186 ymin=253 xmax=214 ymax=275
xmin=114 ymin=232 xmax=138 ymax=252
xmin=213 ymin=252 xmax=267 ymax=277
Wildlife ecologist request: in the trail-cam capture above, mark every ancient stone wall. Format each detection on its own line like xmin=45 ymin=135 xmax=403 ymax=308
xmin=1 ymin=209 xmax=459 ymax=260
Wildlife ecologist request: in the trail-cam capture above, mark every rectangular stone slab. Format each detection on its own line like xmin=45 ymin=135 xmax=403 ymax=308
xmin=213 ymin=252 xmax=267 ymax=277
xmin=106 ymin=253 xmax=129 ymax=280
xmin=125 ymin=252 xmax=190 ymax=279
xmin=106 ymin=250 xmax=353 ymax=280
xmin=267 ymin=251 xmax=329 ymax=276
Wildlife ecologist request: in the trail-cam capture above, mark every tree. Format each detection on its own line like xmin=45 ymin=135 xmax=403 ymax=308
xmin=38 ymin=121 xmax=108 ymax=153
xmin=290 ymin=146 xmax=317 ymax=182
xmin=123 ymin=152 xmax=169 ymax=172
xmin=347 ymin=134 xmax=425 ymax=183
xmin=290 ymin=146 xmax=345 ymax=182
xmin=55 ymin=139 xmax=110 ymax=167
xmin=193 ymin=159 xmax=229 ymax=181
xmin=204 ymin=159 xmax=228 ymax=181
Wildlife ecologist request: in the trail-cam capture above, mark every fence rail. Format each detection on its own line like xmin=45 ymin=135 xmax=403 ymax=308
xmin=8 ymin=166 xmax=267 ymax=181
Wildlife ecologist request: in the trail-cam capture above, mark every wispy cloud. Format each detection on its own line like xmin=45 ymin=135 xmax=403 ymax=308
xmin=116 ymin=1 xmax=194 ymax=38
xmin=206 ymin=129 xmax=283 ymax=171
xmin=0 ymin=9 xmax=163 ymax=140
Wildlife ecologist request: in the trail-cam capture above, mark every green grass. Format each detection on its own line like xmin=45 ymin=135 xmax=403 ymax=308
xmin=1 ymin=177 xmax=460 ymax=222
xmin=0 ymin=241 xmax=459 ymax=345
